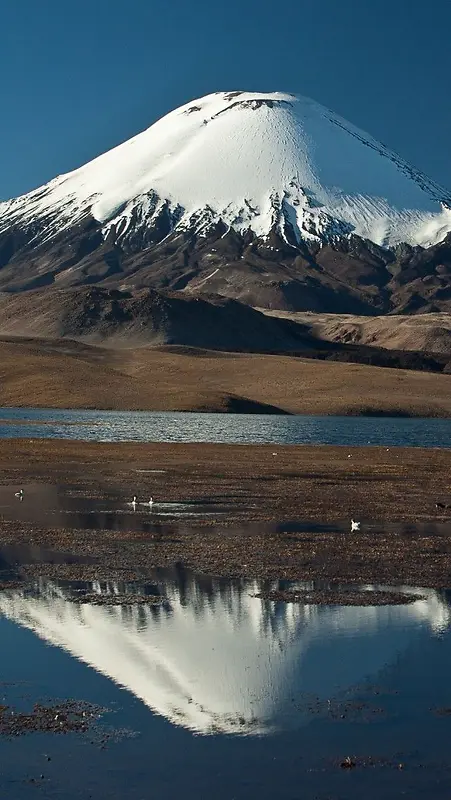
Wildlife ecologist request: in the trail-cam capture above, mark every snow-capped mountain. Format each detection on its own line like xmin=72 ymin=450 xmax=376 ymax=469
xmin=2 ymin=90 xmax=451 ymax=248
xmin=1 ymin=90 xmax=451 ymax=315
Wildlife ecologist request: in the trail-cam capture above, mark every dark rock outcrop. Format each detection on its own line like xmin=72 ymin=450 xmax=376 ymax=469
xmin=2 ymin=210 xmax=451 ymax=315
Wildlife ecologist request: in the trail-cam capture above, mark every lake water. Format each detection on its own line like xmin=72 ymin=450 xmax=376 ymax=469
xmin=1 ymin=407 xmax=451 ymax=446
xmin=0 ymin=565 xmax=451 ymax=798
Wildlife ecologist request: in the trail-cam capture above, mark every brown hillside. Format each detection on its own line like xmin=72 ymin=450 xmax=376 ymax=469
xmin=261 ymin=309 xmax=451 ymax=355
xmin=1 ymin=337 xmax=451 ymax=416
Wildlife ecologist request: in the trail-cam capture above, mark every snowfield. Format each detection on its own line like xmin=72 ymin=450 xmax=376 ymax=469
xmin=1 ymin=90 xmax=451 ymax=249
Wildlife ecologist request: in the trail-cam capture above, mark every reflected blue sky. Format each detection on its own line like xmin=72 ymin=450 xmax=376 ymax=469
xmin=1 ymin=569 xmax=451 ymax=798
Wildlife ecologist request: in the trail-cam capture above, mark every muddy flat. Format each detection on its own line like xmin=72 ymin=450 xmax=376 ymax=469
xmin=0 ymin=439 xmax=451 ymax=588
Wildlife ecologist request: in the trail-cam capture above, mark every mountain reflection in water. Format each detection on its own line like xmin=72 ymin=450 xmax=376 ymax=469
xmin=0 ymin=567 xmax=449 ymax=736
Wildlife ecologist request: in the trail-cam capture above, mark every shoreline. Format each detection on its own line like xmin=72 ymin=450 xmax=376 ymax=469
xmin=1 ymin=408 xmax=451 ymax=419
xmin=0 ymin=439 xmax=450 ymax=590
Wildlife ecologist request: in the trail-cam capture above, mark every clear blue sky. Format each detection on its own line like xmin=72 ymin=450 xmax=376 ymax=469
xmin=1 ymin=0 xmax=450 ymax=200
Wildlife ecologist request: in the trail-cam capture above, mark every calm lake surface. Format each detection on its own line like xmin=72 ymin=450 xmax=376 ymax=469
xmin=1 ymin=407 xmax=451 ymax=446
xmin=0 ymin=564 xmax=451 ymax=799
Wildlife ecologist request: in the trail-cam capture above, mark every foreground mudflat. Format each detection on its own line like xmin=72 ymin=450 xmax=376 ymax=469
xmin=0 ymin=439 xmax=450 ymax=587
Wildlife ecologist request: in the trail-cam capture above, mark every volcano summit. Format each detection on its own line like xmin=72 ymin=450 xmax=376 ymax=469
xmin=1 ymin=90 xmax=451 ymax=315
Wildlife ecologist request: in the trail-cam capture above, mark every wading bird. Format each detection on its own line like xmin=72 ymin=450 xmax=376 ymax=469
xmin=140 ymin=497 xmax=154 ymax=508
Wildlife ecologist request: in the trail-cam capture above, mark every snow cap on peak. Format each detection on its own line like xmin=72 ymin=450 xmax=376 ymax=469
xmin=1 ymin=90 xmax=451 ymax=249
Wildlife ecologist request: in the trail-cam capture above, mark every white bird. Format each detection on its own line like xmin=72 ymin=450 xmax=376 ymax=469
xmin=14 ymin=489 xmax=23 ymax=500
xmin=140 ymin=497 xmax=154 ymax=508
xmin=128 ymin=495 xmax=138 ymax=509
xmin=351 ymin=519 xmax=360 ymax=532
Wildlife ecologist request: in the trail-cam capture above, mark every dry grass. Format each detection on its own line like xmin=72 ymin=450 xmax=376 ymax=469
xmin=1 ymin=337 xmax=451 ymax=416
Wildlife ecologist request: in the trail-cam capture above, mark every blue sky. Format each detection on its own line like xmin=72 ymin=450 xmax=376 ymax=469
xmin=1 ymin=0 xmax=450 ymax=200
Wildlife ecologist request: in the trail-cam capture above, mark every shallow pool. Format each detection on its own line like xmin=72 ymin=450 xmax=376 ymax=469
xmin=0 ymin=566 xmax=450 ymax=798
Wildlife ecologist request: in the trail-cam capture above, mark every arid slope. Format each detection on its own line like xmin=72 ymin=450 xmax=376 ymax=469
xmin=262 ymin=309 xmax=451 ymax=355
xmin=1 ymin=337 xmax=451 ymax=416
